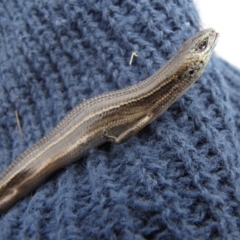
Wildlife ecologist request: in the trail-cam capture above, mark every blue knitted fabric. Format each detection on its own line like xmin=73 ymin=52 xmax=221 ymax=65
xmin=0 ymin=0 xmax=240 ymax=239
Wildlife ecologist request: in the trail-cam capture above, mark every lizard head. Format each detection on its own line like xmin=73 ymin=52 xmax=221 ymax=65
xmin=177 ymin=28 xmax=219 ymax=81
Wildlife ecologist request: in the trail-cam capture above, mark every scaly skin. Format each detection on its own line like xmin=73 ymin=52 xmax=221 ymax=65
xmin=0 ymin=28 xmax=219 ymax=214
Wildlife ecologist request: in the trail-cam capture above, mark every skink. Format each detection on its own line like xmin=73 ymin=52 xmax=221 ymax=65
xmin=0 ymin=28 xmax=219 ymax=214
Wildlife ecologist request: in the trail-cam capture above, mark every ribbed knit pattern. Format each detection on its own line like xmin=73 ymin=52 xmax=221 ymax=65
xmin=0 ymin=1 xmax=239 ymax=239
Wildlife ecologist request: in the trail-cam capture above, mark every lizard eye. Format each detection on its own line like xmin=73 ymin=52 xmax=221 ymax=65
xmin=197 ymin=38 xmax=208 ymax=51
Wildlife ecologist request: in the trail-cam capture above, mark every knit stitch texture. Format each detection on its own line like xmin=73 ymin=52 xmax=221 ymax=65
xmin=0 ymin=0 xmax=240 ymax=239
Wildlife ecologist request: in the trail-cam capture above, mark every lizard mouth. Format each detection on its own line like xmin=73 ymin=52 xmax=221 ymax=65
xmin=210 ymin=32 xmax=219 ymax=51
